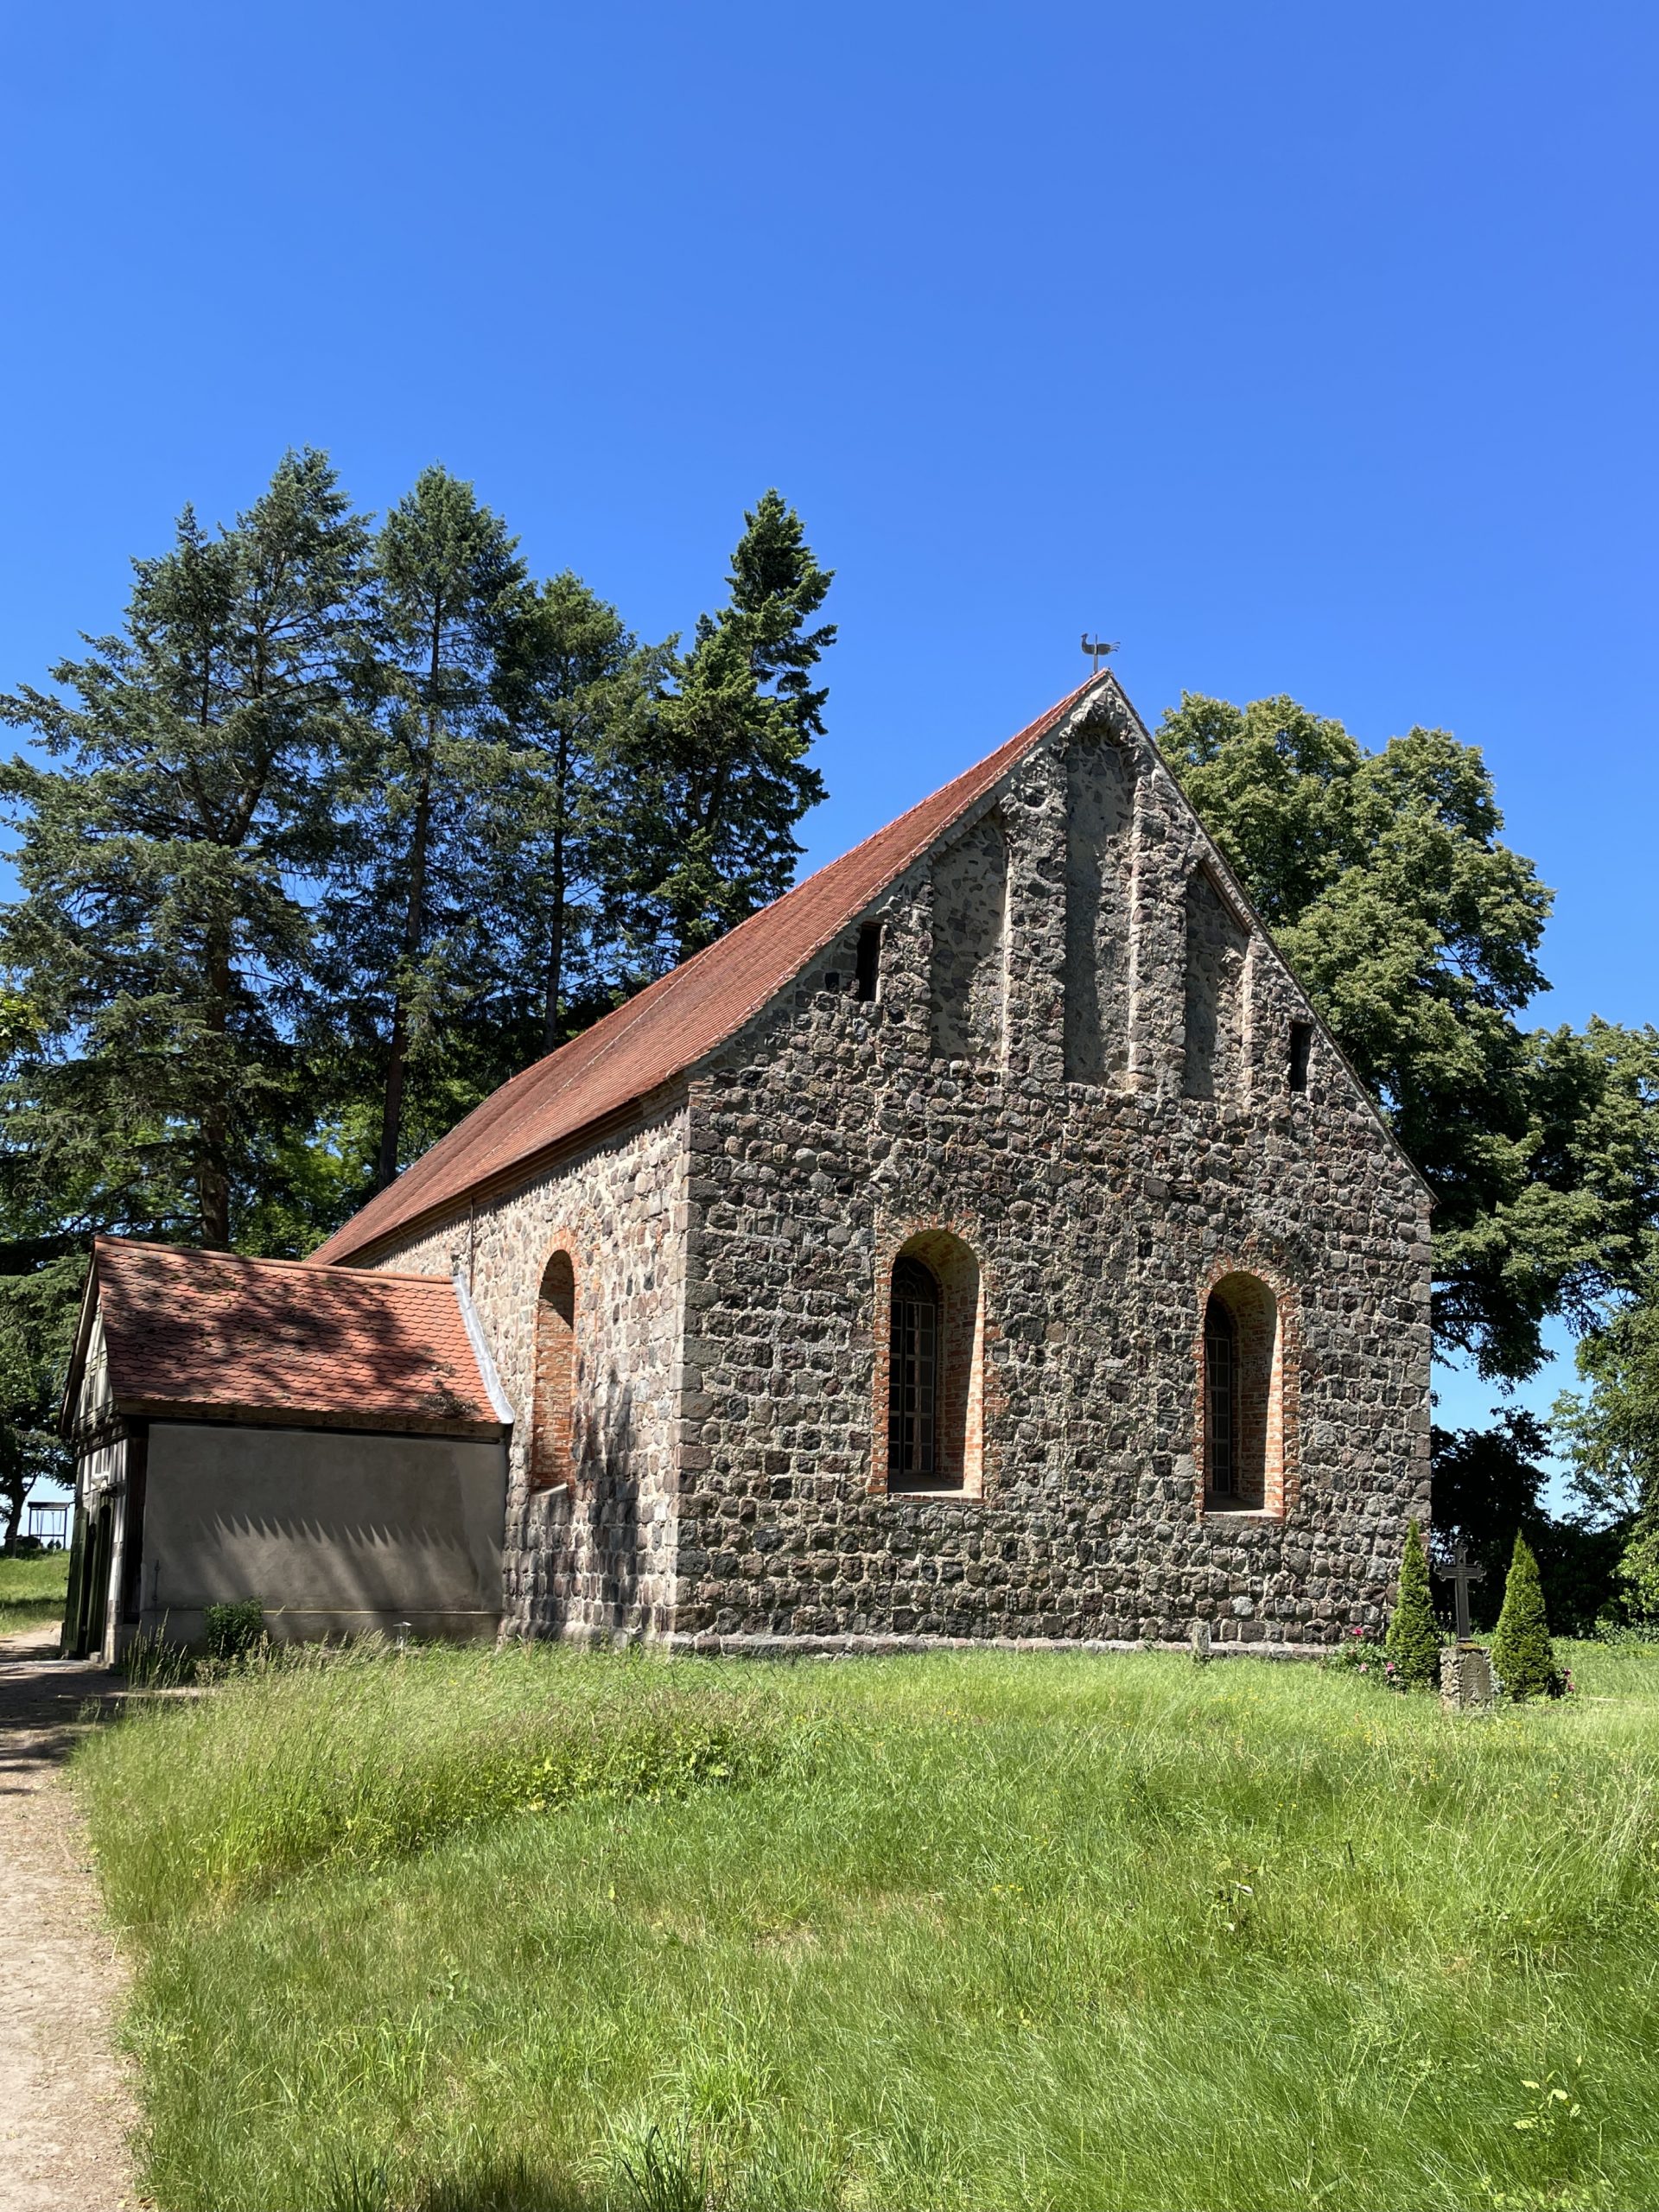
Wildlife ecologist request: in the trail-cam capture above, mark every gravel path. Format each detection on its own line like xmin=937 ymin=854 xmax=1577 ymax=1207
xmin=0 ymin=1624 xmax=140 ymax=2211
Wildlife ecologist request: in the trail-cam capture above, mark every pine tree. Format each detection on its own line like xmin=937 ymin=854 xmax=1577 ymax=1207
xmin=1491 ymin=1530 xmax=1557 ymax=1698
xmin=321 ymin=467 xmax=528 ymax=1189
xmin=1385 ymin=1517 xmax=1442 ymax=1688
xmin=610 ymin=491 xmax=833 ymax=963
xmin=0 ymin=450 xmax=369 ymax=1249
xmin=491 ymin=574 xmax=665 ymax=1057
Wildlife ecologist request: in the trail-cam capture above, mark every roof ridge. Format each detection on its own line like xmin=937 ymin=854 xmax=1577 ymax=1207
xmin=93 ymin=1235 xmax=452 ymax=1287
xmin=313 ymin=675 xmax=1109 ymax=1266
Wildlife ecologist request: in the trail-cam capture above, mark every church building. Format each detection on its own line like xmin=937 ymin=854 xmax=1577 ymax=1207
xmin=62 ymin=671 xmax=1431 ymax=1658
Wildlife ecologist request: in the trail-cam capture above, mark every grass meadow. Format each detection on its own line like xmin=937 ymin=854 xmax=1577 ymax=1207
xmin=73 ymin=1639 xmax=1659 ymax=2212
xmin=0 ymin=1547 xmax=69 ymax=1633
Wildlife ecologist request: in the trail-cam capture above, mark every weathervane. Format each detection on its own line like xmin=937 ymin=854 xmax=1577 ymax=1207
xmin=1081 ymin=633 xmax=1119 ymax=676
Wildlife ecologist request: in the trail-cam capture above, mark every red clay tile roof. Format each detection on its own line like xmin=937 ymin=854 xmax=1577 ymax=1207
xmin=314 ymin=677 xmax=1104 ymax=1266
xmin=82 ymin=1238 xmax=506 ymax=1437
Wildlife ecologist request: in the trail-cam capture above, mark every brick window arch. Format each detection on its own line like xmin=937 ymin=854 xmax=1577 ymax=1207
xmin=877 ymin=1230 xmax=986 ymax=1495
xmin=530 ymin=1249 xmax=576 ymax=1492
xmin=1199 ymin=1271 xmax=1285 ymax=1515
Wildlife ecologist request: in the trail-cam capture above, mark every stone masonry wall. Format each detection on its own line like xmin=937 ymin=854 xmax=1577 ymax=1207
xmin=1064 ymin=728 xmax=1134 ymax=1084
xmin=367 ymin=1109 xmax=689 ymax=1640
xmin=674 ymin=684 xmax=1432 ymax=1649
xmin=929 ymin=810 xmax=1009 ymax=1062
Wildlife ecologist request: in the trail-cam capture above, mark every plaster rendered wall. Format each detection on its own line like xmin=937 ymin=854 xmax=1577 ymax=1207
xmin=367 ymin=1109 xmax=690 ymax=1639
xmin=676 ymin=686 xmax=1432 ymax=1649
xmin=138 ymin=1421 xmax=506 ymax=1642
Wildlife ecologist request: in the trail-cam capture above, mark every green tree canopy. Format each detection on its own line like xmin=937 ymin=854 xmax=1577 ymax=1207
xmin=1159 ymin=695 xmax=1659 ymax=1382
xmin=319 ymin=466 xmax=529 ymax=1191
xmin=490 ymin=573 xmax=667 ymax=1056
xmin=1432 ymin=1408 xmax=1626 ymax=1636
xmin=0 ymin=449 xmax=369 ymax=1250
xmin=610 ymin=490 xmax=833 ymax=963
xmin=0 ymin=1259 xmax=79 ymax=1552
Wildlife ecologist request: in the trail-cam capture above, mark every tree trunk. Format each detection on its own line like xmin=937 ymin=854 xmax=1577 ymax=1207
xmin=0 ymin=1473 xmax=24 ymax=1556
xmin=377 ymin=768 xmax=430 ymax=1190
xmin=541 ymin=727 xmax=569 ymax=1055
xmin=199 ymin=928 xmax=234 ymax=1248
xmin=377 ymin=613 xmax=442 ymax=1191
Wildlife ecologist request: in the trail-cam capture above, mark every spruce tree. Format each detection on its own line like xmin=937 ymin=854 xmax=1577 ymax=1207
xmin=1491 ymin=1530 xmax=1557 ymax=1698
xmin=491 ymin=574 xmax=665 ymax=1057
xmin=321 ymin=467 xmax=528 ymax=1189
xmin=0 ymin=450 xmax=369 ymax=1249
xmin=1385 ymin=1517 xmax=1442 ymax=1688
xmin=609 ymin=491 xmax=833 ymax=963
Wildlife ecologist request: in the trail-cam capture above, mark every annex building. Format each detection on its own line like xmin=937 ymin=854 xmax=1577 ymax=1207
xmin=61 ymin=672 xmax=1431 ymax=1660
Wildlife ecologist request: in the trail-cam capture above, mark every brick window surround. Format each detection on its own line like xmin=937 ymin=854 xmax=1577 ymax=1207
xmin=871 ymin=1226 xmax=990 ymax=1497
xmin=1193 ymin=1262 xmax=1300 ymax=1519
xmin=529 ymin=1249 xmax=577 ymax=1492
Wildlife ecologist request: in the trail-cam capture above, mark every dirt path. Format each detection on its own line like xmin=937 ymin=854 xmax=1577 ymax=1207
xmin=0 ymin=1624 xmax=140 ymax=2211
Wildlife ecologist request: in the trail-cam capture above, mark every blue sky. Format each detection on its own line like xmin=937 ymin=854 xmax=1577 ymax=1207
xmin=3 ymin=0 xmax=1655 ymax=1468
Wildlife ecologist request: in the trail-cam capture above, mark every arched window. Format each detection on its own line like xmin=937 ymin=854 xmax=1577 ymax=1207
xmin=888 ymin=1256 xmax=940 ymax=1478
xmin=1204 ymin=1294 xmax=1237 ymax=1498
xmin=881 ymin=1232 xmax=986 ymax=1494
xmin=530 ymin=1250 xmax=576 ymax=1492
xmin=1201 ymin=1272 xmax=1284 ymax=1514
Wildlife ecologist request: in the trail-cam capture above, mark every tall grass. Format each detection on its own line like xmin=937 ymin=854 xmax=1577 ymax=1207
xmin=79 ymin=1642 xmax=1659 ymax=2212
xmin=79 ymin=1641 xmax=798 ymax=1923
xmin=0 ymin=1548 xmax=69 ymax=1634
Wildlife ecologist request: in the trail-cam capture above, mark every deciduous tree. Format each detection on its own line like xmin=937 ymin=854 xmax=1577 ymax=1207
xmin=1158 ymin=696 xmax=1659 ymax=1382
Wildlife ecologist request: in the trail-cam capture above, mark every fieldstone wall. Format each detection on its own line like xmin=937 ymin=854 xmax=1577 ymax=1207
xmin=353 ymin=681 xmax=1430 ymax=1653
xmin=929 ymin=810 xmax=1009 ymax=1062
xmin=368 ymin=1109 xmax=690 ymax=1639
xmin=1183 ymin=869 xmax=1249 ymax=1100
xmin=1064 ymin=727 xmax=1134 ymax=1084
xmin=674 ymin=684 xmax=1432 ymax=1649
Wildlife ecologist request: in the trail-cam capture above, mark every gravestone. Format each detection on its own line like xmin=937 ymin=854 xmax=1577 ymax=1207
xmin=1440 ymin=1643 xmax=1495 ymax=1712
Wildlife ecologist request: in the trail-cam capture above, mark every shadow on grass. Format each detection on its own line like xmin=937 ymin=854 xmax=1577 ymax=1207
xmin=322 ymin=2145 xmax=701 ymax=2212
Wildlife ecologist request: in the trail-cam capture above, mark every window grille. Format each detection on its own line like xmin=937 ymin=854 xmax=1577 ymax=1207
xmin=1205 ymin=1296 xmax=1236 ymax=1497
xmin=888 ymin=1255 xmax=939 ymax=1477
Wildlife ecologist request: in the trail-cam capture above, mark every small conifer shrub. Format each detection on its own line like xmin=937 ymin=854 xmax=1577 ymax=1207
xmin=1491 ymin=1532 xmax=1556 ymax=1700
xmin=1384 ymin=1519 xmax=1442 ymax=1689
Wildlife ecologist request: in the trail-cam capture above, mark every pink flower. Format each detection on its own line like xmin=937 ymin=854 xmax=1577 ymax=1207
xmin=1358 ymin=1662 xmax=1369 ymax=1673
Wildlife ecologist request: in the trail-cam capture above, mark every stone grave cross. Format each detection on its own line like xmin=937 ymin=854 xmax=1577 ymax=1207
xmin=1433 ymin=1539 xmax=1486 ymax=1643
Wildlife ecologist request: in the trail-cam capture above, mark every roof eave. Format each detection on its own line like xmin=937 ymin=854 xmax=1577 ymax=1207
xmin=117 ymin=1395 xmax=508 ymax=1443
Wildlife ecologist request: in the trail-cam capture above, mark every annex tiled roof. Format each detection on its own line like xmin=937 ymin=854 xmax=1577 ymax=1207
xmin=80 ymin=1238 xmax=507 ymax=1437
xmin=314 ymin=676 xmax=1104 ymax=1265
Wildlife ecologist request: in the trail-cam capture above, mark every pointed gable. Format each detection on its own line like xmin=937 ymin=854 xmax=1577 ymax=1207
xmin=313 ymin=668 xmax=1423 ymax=1268
xmin=312 ymin=678 xmax=1100 ymax=1266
